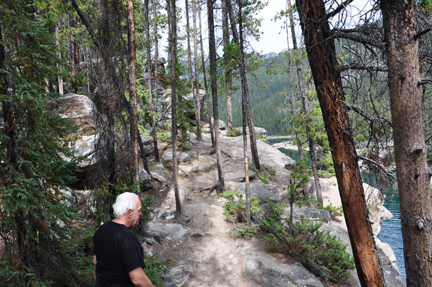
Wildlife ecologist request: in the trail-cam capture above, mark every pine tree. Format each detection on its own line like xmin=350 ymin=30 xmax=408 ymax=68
xmin=0 ymin=0 xmax=92 ymax=285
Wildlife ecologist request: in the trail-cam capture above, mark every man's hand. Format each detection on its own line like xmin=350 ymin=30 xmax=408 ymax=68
xmin=93 ymin=255 xmax=97 ymax=279
xmin=128 ymin=267 xmax=154 ymax=287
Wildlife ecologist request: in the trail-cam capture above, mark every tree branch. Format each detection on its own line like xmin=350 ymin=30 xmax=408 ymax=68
xmin=332 ymin=30 xmax=384 ymax=49
xmin=414 ymin=28 xmax=431 ymax=41
xmin=418 ymin=78 xmax=432 ymax=86
xmin=326 ymin=0 xmax=355 ymax=19
xmin=338 ymin=63 xmax=387 ymax=72
xmin=357 ymin=155 xmax=396 ymax=181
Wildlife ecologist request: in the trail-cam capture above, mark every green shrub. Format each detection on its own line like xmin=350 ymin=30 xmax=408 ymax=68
xmin=260 ymin=207 xmax=355 ymax=282
xmin=144 ymin=253 xmax=173 ymax=287
xmin=227 ymin=128 xmax=242 ymax=137
xmin=220 ymin=190 xmax=262 ymax=237
xmin=317 ymin=203 xmax=344 ymax=217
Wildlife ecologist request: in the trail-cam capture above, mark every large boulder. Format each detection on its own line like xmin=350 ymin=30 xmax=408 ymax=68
xmin=282 ymin=205 xmax=332 ymax=224
xmin=234 ymin=126 xmax=267 ymax=138
xmin=235 ymin=181 xmax=280 ymax=204
xmin=244 ymin=249 xmax=324 ymax=287
xmin=54 ymin=94 xmax=99 ymax=184
xmin=161 ymin=151 xmax=191 ymax=167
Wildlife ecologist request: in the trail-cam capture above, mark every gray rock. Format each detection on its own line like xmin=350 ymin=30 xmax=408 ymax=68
xmin=140 ymin=135 xmax=153 ymax=145
xmin=139 ymin=167 xmax=152 ymax=191
xmin=202 ymin=118 xmax=226 ymax=130
xmin=60 ymin=187 xmax=77 ymax=207
xmin=234 ymin=126 xmax=267 ymax=138
xmin=244 ymin=249 xmax=324 ymax=287
xmin=151 ymin=169 xmax=170 ymax=182
xmin=236 ymin=181 xmax=281 ymax=204
xmin=139 ymin=144 xmax=154 ymax=156
xmin=190 ymin=162 xmax=215 ymax=173
xmin=162 ymin=264 xmax=193 ymax=287
xmin=147 ymin=222 xmax=188 ymax=241
xmin=378 ymin=249 xmax=406 ymax=287
xmin=191 ymin=229 xmax=205 ymax=237
xmin=225 ymin=170 xmax=257 ymax=182
xmin=162 ymin=151 xmax=191 ymax=165
xmin=157 ymin=209 xmax=171 ymax=218
xmin=282 ymin=206 xmax=332 ymax=224
xmin=187 ymin=150 xmax=198 ymax=158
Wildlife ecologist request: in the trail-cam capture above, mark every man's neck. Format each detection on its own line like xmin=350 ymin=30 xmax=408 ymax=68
xmin=112 ymin=217 xmax=128 ymax=227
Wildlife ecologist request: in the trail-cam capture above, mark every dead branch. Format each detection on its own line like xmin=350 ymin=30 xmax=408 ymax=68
xmin=357 ymin=155 xmax=396 ymax=180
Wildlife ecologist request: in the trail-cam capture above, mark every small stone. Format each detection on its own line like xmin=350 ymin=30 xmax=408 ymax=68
xmin=191 ymin=229 xmax=205 ymax=237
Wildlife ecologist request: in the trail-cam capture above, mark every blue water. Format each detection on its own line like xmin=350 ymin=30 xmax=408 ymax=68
xmin=362 ymin=172 xmax=405 ymax=280
xmin=269 ymin=139 xmax=406 ymax=280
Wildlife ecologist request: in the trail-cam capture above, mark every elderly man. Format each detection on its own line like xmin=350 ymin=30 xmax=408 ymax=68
xmin=93 ymin=192 xmax=154 ymax=287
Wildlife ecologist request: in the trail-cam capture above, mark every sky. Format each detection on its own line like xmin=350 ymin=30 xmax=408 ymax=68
xmin=158 ymin=0 xmax=375 ymax=58
xmin=248 ymin=0 xmax=375 ymax=55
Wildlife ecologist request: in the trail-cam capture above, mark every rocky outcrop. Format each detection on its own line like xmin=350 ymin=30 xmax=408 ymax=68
xmin=244 ymin=249 xmax=324 ymax=287
xmin=234 ymin=126 xmax=267 ymax=138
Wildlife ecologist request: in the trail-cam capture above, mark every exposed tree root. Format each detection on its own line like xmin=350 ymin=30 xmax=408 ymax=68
xmin=205 ymin=180 xmax=224 ymax=197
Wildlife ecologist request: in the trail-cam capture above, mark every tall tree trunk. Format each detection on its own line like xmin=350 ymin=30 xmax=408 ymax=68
xmin=288 ymin=0 xmax=322 ymax=204
xmin=146 ymin=0 xmax=160 ymax=163
xmin=70 ymin=17 xmax=79 ymax=93
xmin=381 ymin=0 xmax=432 ymax=285
xmin=285 ymin=0 xmax=303 ymax=160
xmin=207 ymin=0 xmax=224 ymax=192
xmin=199 ymin=2 xmax=215 ymax=147
xmin=222 ymin=0 xmax=233 ymax=132
xmin=295 ymin=0 xmax=384 ymax=285
xmin=226 ymin=0 xmax=261 ymax=171
xmin=192 ymin=0 xmax=202 ymax=140
xmin=169 ymin=0 xmax=182 ymax=217
xmin=127 ymin=0 xmax=140 ymax=184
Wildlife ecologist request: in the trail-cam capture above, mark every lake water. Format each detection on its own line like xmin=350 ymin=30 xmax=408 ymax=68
xmin=268 ymin=139 xmax=406 ymax=280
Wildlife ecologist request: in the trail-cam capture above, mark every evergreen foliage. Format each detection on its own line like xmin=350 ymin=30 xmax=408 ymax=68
xmin=0 ymin=0 xmax=92 ymax=285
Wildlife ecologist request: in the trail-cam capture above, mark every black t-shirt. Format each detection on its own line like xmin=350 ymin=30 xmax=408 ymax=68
xmin=93 ymin=221 xmax=146 ymax=287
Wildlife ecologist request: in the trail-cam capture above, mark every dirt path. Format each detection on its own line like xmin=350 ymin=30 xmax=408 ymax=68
xmin=144 ymin=133 xmax=345 ymax=287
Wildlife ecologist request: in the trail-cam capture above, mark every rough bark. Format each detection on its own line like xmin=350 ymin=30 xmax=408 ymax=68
xmin=168 ymin=0 xmax=182 ymax=217
xmin=381 ymin=0 xmax=432 ymax=285
xmin=127 ymin=0 xmax=139 ymax=183
xmin=222 ymin=0 xmax=233 ymax=132
xmin=198 ymin=3 xmax=215 ymax=147
xmin=145 ymin=0 xmax=160 ymax=163
xmin=295 ymin=0 xmax=384 ymax=285
xmin=288 ymin=0 xmax=322 ymax=204
xmin=207 ymin=0 xmax=224 ymax=192
xmin=226 ymin=0 xmax=261 ymax=171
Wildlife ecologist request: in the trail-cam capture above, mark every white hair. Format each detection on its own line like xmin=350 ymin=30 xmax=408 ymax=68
xmin=112 ymin=192 xmax=139 ymax=218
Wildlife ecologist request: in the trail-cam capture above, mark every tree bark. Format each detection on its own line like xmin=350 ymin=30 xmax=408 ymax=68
xmin=295 ymin=0 xmax=384 ymax=285
xmin=70 ymin=17 xmax=79 ymax=93
xmin=127 ymin=0 xmax=140 ymax=184
xmin=145 ymin=0 xmax=160 ymax=163
xmin=226 ymin=0 xmax=261 ymax=171
xmin=169 ymin=0 xmax=182 ymax=217
xmin=192 ymin=0 xmax=202 ymax=140
xmin=198 ymin=3 xmax=214 ymax=147
xmin=288 ymin=0 xmax=322 ymax=204
xmin=207 ymin=0 xmax=224 ymax=192
xmin=381 ymin=0 xmax=432 ymax=285
xmin=222 ymin=0 xmax=233 ymax=132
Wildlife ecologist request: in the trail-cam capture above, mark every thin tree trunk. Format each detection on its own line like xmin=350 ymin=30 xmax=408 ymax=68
xmin=288 ymin=0 xmax=322 ymax=204
xmin=285 ymin=1 xmax=303 ymax=159
xmin=192 ymin=0 xmax=202 ymax=140
xmin=381 ymin=0 xmax=432 ymax=285
xmin=146 ymin=0 xmax=160 ymax=163
xmin=207 ymin=0 xmax=224 ymax=192
xmin=295 ymin=0 xmax=384 ymax=285
xmin=222 ymin=0 xmax=233 ymax=132
xmin=55 ymin=23 xmax=64 ymax=95
xmin=169 ymin=0 xmax=182 ymax=217
xmin=199 ymin=3 xmax=214 ymax=147
xmin=226 ymin=0 xmax=261 ymax=171
xmin=127 ymin=0 xmax=139 ymax=184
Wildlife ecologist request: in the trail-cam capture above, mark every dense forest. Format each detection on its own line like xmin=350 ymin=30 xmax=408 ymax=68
xmin=2 ymin=0 xmax=432 ymax=286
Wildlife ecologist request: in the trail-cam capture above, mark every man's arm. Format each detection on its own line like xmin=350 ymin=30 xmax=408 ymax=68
xmin=128 ymin=267 xmax=154 ymax=287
